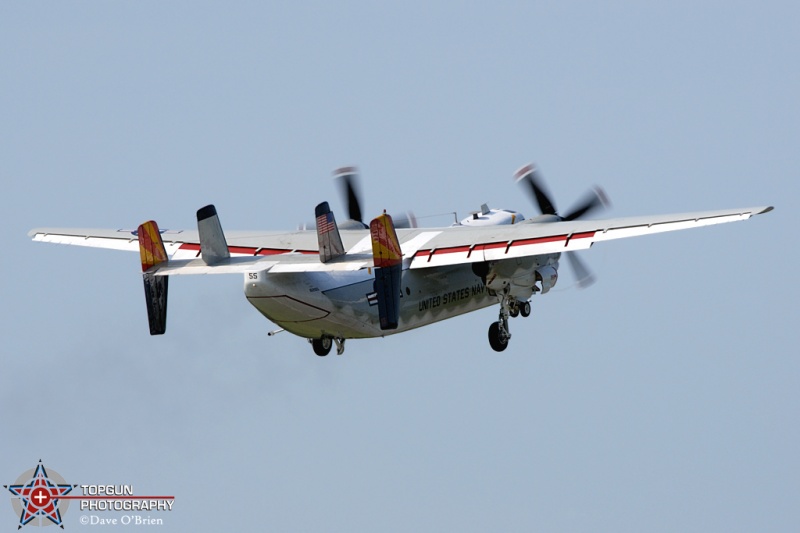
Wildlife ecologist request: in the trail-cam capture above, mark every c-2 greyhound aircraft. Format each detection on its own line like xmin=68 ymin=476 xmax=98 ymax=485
xmin=29 ymin=165 xmax=772 ymax=355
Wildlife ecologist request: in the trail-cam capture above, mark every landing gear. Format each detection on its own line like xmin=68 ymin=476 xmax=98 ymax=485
xmin=333 ymin=337 xmax=346 ymax=356
xmin=488 ymin=294 xmax=532 ymax=351
xmin=488 ymin=291 xmax=513 ymax=352
xmin=310 ymin=336 xmax=345 ymax=356
xmin=312 ymin=337 xmax=332 ymax=356
xmin=488 ymin=321 xmax=509 ymax=352
xmin=508 ymin=299 xmax=531 ymax=320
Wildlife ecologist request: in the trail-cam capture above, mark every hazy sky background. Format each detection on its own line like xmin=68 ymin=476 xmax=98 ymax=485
xmin=1 ymin=2 xmax=797 ymax=532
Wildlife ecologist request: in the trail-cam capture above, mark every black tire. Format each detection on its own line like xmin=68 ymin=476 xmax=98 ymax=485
xmin=488 ymin=322 xmax=508 ymax=352
xmin=312 ymin=337 xmax=332 ymax=356
xmin=520 ymin=301 xmax=531 ymax=317
xmin=509 ymin=306 xmax=520 ymax=318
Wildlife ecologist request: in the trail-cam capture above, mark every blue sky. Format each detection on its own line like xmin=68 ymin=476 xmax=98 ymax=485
xmin=1 ymin=2 xmax=797 ymax=531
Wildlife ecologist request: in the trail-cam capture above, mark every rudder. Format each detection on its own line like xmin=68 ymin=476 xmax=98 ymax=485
xmin=370 ymin=213 xmax=403 ymax=330
xmin=138 ymin=221 xmax=169 ymax=335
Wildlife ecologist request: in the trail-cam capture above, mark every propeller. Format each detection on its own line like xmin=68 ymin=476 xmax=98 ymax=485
xmin=514 ymin=163 xmax=609 ymax=221
xmin=514 ymin=163 xmax=610 ymax=288
xmin=565 ymin=251 xmax=596 ymax=289
xmin=334 ymin=167 xmax=363 ymax=224
xmin=333 ymin=167 xmax=417 ymax=229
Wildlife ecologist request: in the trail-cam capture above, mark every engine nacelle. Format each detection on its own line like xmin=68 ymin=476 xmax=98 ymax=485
xmin=459 ymin=205 xmax=525 ymax=226
xmin=535 ymin=266 xmax=558 ymax=294
xmin=483 ymin=262 xmax=558 ymax=298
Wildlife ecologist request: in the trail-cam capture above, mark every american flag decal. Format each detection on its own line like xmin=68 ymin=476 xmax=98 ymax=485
xmin=316 ymin=212 xmax=336 ymax=234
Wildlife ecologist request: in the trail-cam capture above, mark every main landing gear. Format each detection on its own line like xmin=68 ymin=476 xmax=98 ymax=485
xmin=488 ymin=294 xmax=531 ymax=352
xmin=311 ymin=336 xmax=345 ymax=356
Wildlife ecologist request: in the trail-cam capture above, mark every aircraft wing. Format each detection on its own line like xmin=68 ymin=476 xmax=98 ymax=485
xmin=405 ymin=205 xmax=773 ymax=269
xmin=29 ymin=205 xmax=772 ymax=274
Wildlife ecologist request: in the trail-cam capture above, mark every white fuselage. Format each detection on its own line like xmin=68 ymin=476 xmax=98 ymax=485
xmin=244 ymin=253 xmax=560 ymax=340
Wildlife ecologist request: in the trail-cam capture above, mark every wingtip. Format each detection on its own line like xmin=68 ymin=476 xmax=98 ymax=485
xmin=757 ymin=206 xmax=774 ymax=215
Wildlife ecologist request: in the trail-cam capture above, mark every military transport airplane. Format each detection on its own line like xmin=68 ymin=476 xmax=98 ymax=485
xmin=29 ymin=165 xmax=772 ymax=355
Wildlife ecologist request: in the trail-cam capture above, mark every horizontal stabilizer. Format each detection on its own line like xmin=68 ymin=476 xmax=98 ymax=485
xmin=197 ymin=205 xmax=230 ymax=265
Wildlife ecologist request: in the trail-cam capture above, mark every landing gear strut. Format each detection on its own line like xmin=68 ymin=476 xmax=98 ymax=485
xmin=333 ymin=337 xmax=346 ymax=355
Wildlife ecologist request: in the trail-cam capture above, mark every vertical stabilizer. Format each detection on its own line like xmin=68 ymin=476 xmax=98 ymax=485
xmin=197 ymin=204 xmax=230 ymax=265
xmin=315 ymin=201 xmax=345 ymax=263
xmin=138 ymin=220 xmax=168 ymax=271
xmin=370 ymin=213 xmax=403 ymax=330
xmin=137 ymin=220 xmax=169 ymax=335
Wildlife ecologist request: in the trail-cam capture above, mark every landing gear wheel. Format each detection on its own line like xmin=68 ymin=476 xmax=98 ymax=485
xmin=488 ymin=321 xmax=509 ymax=352
xmin=312 ymin=337 xmax=332 ymax=356
xmin=520 ymin=301 xmax=531 ymax=317
xmin=509 ymin=306 xmax=520 ymax=318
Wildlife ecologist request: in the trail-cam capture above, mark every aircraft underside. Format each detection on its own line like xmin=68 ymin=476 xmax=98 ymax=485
xmin=245 ymin=254 xmax=559 ymax=355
